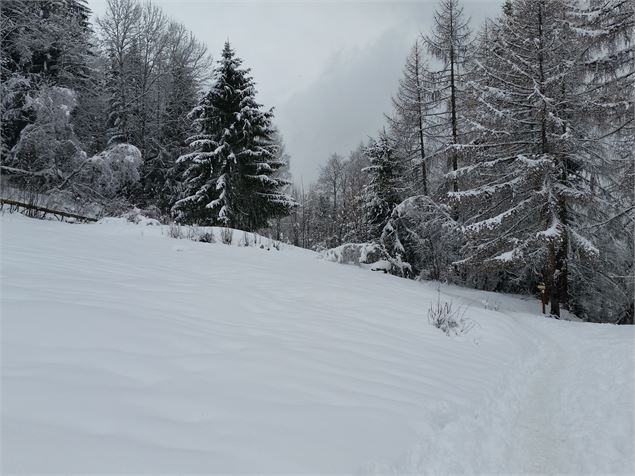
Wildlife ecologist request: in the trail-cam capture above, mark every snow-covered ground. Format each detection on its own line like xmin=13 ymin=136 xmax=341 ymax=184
xmin=1 ymin=213 xmax=633 ymax=474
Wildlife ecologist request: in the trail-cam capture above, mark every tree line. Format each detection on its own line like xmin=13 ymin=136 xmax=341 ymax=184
xmin=1 ymin=0 xmax=294 ymax=227
xmin=1 ymin=0 xmax=632 ymax=323
xmin=280 ymin=0 xmax=633 ymax=323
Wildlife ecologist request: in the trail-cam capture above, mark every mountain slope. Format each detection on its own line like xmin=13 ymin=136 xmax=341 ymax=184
xmin=1 ymin=213 xmax=633 ymax=473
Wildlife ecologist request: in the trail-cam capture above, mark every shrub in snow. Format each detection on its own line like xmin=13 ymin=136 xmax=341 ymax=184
xmin=220 ymin=228 xmax=233 ymax=245
xmin=3 ymin=86 xmax=141 ymax=215
xmin=168 ymin=223 xmax=183 ymax=239
xmin=197 ymin=232 xmax=215 ymax=244
xmin=482 ymin=298 xmax=501 ymax=312
xmin=185 ymin=225 xmax=201 ymax=242
xmin=242 ymin=231 xmax=251 ymax=247
xmin=428 ymin=292 xmax=472 ymax=336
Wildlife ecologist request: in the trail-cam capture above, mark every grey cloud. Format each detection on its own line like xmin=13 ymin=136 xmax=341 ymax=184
xmin=275 ymin=25 xmax=414 ymax=183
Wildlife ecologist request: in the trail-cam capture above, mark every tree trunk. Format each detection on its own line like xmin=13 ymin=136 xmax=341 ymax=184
xmin=449 ymin=6 xmax=459 ymax=193
xmin=414 ymin=43 xmax=428 ymax=196
xmin=547 ymin=241 xmax=560 ymax=317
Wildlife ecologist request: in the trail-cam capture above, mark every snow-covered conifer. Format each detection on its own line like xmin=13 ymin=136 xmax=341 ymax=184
xmin=363 ymin=133 xmax=402 ymax=240
xmin=174 ymin=41 xmax=296 ymax=230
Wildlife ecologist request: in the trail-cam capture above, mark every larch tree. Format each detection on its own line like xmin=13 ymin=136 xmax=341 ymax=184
xmin=453 ymin=0 xmax=627 ymax=317
xmin=387 ymin=39 xmax=432 ymax=195
xmin=423 ymin=0 xmax=473 ymax=193
xmin=565 ymin=0 xmax=634 ymax=321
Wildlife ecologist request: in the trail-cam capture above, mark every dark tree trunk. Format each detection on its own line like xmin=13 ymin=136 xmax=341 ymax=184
xmin=414 ymin=43 xmax=428 ymax=196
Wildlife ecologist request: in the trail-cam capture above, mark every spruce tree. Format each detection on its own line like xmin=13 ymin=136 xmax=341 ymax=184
xmin=363 ymin=133 xmax=402 ymax=240
xmin=174 ymin=41 xmax=295 ymax=230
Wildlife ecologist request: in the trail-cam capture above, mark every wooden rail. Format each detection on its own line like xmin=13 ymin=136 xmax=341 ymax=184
xmin=0 ymin=198 xmax=98 ymax=223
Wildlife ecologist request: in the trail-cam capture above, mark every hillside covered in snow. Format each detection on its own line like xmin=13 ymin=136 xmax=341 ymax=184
xmin=1 ymin=213 xmax=633 ymax=474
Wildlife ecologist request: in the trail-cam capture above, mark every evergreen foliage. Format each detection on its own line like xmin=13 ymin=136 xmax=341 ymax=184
xmin=174 ymin=42 xmax=296 ymax=230
xmin=363 ymin=133 xmax=402 ymax=240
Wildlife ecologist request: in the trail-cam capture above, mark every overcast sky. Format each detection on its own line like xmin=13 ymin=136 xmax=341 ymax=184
xmin=87 ymin=0 xmax=503 ymax=184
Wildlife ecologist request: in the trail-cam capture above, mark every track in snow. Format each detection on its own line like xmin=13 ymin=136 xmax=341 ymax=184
xmin=507 ymin=324 xmax=576 ymax=474
xmin=503 ymin=315 xmax=634 ymax=476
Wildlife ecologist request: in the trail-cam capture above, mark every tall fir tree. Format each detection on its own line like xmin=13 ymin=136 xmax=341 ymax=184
xmin=363 ymin=133 xmax=402 ymax=240
xmin=174 ymin=41 xmax=295 ymax=230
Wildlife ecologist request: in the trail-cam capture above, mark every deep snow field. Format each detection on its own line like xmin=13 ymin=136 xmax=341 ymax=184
xmin=1 ymin=212 xmax=633 ymax=474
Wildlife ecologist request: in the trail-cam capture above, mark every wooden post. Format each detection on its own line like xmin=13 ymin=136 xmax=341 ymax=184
xmin=537 ymin=283 xmax=547 ymax=314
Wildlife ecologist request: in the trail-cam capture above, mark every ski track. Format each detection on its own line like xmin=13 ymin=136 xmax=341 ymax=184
xmin=1 ymin=213 xmax=633 ymax=474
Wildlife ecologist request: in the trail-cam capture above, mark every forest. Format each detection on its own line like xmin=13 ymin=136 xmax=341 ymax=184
xmin=1 ymin=0 xmax=633 ymax=323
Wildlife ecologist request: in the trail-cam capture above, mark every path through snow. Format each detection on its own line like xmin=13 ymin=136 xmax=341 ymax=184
xmin=505 ymin=315 xmax=634 ymax=475
xmin=509 ymin=323 xmax=576 ymax=474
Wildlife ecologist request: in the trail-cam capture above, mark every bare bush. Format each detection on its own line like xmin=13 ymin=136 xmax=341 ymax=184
xmin=482 ymin=298 xmax=501 ymax=312
xmin=428 ymin=292 xmax=473 ymax=336
xmin=198 ymin=232 xmax=215 ymax=243
xmin=220 ymin=227 xmax=233 ymax=245
xmin=186 ymin=225 xmax=200 ymax=241
xmin=242 ymin=231 xmax=251 ymax=247
xmin=168 ymin=223 xmax=183 ymax=239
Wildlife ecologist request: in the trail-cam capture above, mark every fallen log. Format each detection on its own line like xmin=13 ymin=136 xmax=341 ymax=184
xmin=0 ymin=198 xmax=98 ymax=223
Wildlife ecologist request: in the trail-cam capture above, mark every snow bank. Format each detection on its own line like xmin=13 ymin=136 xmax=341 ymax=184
xmin=165 ymin=222 xmax=285 ymax=250
xmin=95 ymin=214 xmax=286 ymax=251
xmin=1 ymin=213 xmax=632 ymax=474
xmin=320 ymin=242 xmax=392 ymax=272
